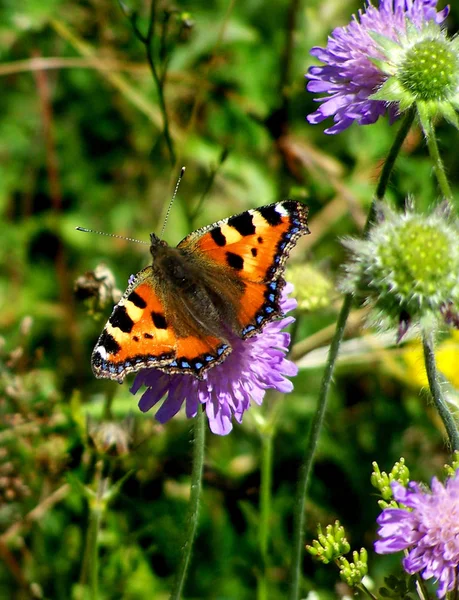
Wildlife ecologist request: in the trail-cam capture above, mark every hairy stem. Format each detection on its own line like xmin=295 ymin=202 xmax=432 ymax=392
xmin=422 ymin=330 xmax=459 ymax=451
xmin=374 ymin=108 xmax=416 ymax=209
xmin=170 ymin=406 xmax=206 ymax=600
xmin=420 ymin=115 xmax=453 ymax=201
xmin=288 ymin=108 xmax=415 ymax=600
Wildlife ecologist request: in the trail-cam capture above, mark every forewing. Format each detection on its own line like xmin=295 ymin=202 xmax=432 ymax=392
xmin=178 ymin=200 xmax=309 ymax=337
xmin=178 ymin=201 xmax=309 ymax=283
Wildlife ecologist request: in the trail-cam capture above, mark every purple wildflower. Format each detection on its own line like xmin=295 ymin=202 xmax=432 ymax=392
xmin=130 ymin=283 xmax=298 ymax=435
xmin=306 ymin=0 xmax=449 ymax=134
xmin=375 ymin=471 xmax=459 ymax=598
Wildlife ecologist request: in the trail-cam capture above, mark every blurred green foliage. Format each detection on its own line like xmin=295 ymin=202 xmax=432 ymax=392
xmin=1 ymin=0 xmax=458 ymax=598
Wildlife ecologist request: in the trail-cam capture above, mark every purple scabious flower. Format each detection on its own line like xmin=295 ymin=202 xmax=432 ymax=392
xmin=306 ymin=0 xmax=449 ymax=134
xmin=130 ymin=283 xmax=298 ymax=435
xmin=375 ymin=472 xmax=459 ymax=598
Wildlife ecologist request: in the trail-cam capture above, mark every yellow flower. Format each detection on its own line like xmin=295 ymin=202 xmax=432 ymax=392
xmin=404 ymin=331 xmax=459 ymax=388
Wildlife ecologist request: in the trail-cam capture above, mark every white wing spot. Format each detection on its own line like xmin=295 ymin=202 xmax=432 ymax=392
xmin=96 ymin=346 xmax=108 ymax=360
xmin=275 ymin=204 xmax=289 ymax=217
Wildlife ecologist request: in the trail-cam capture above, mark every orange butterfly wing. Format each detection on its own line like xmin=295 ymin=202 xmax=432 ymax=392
xmin=178 ymin=200 xmax=309 ymax=336
xmin=91 ymin=268 xmax=231 ymax=382
xmin=92 ymin=201 xmax=309 ymax=383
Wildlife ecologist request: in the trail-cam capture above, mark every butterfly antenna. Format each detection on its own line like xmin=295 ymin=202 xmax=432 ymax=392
xmin=160 ymin=166 xmax=186 ymax=238
xmin=75 ymin=227 xmax=149 ymax=245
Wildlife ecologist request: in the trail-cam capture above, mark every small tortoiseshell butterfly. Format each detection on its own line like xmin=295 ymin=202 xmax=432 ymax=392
xmin=92 ymin=200 xmax=310 ymax=383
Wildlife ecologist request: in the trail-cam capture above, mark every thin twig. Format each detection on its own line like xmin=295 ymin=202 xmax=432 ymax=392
xmin=121 ymin=0 xmax=176 ymax=164
xmin=0 ymin=484 xmax=70 ymax=543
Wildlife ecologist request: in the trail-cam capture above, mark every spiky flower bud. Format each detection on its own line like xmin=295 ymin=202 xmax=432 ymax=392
xmin=342 ymin=202 xmax=459 ymax=340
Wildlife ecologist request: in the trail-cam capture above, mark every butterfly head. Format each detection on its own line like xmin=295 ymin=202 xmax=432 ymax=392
xmin=150 ymin=233 xmax=168 ymax=256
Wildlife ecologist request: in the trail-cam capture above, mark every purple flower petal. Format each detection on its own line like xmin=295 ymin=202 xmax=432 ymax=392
xmin=375 ymin=469 xmax=459 ymax=598
xmin=306 ymin=0 xmax=449 ymax=134
xmin=130 ymin=283 xmax=298 ymax=435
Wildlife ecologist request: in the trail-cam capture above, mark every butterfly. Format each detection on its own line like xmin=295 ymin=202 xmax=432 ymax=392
xmin=92 ymin=200 xmax=310 ymax=383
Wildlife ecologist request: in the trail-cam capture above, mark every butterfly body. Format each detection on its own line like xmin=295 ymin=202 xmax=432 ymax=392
xmin=92 ymin=200 xmax=309 ymax=383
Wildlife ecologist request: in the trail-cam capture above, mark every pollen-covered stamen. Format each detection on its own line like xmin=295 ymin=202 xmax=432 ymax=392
xmin=398 ymin=38 xmax=459 ymax=101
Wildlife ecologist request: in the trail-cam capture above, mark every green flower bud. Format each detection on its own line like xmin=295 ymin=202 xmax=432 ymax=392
xmin=306 ymin=521 xmax=350 ymax=564
xmin=287 ymin=264 xmax=335 ymax=312
xmin=444 ymin=451 xmax=459 ymax=478
xmin=371 ymin=459 xmax=410 ymax=508
xmin=338 ymin=548 xmax=368 ymax=587
xmin=342 ymin=202 xmax=459 ymax=339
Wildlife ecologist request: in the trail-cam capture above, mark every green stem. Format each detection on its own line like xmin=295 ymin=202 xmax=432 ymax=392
xmin=257 ymin=432 xmax=274 ymax=600
xmin=374 ymin=107 xmax=416 ymax=209
xmin=422 ymin=330 xmax=459 ymax=451
xmin=420 ymin=115 xmax=453 ymax=201
xmin=80 ymin=462 xmax=107 ymax=599
xmin=288 ymin=293 xmax=353 ymax=600
xmin=87 ymin=505 xmax=102 ymax=599
xmin=120 ymin=0 xmax=176 ymax=165
xmin=144 ymin=0 xmax=176 ymax=165
xmin=356 ymin=582 xmax=379 ymax=600
xmin=170 ymin=406 xmax=206 ymax=600
xmin=414 ymin=574 xmax=430 ymax=600
xmin=288 ymin=108 xmax=415 ymax=600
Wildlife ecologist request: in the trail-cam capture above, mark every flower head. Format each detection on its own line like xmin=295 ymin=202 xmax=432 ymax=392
xmin=341 ymin=201 xmax=459 ymax=339
xmin=375 ymin=471 xmax=459 ymax=598
xmin=306 ymin=0 xmax=450 ymax=134
xmin=130 ymin=283 xmax=298 ymax=435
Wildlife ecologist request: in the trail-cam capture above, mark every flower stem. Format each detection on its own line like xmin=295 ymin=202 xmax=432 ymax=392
xmin=170 ymin=406 xmax=206 ymax=600
xmin=86 ymin=504 xmax=102 ymax=599
xmin=422 ymin=330 xmax=459 ymax=451
xmin=288 ymin=109 xmax=415 ymax=600
xmin=257 ymin=432 xmax=274 ymax=600
xmin=374 ymin=108 xmax=416 ymax=208
xmin=289 ymin=293 xmax=354 ymax=600
xmin=414 ymin=574 xmax=430 ymax=600
xmin=80 ymin=461 xmax=107 ymax=599
xmin=356 ymin=582 xmax=379 ymax=600
xmin=419 ymin=115 xmax=453 ymax=201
